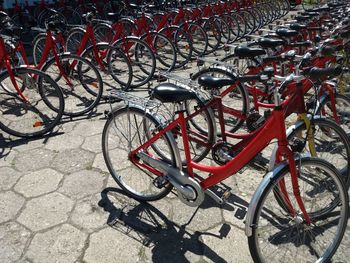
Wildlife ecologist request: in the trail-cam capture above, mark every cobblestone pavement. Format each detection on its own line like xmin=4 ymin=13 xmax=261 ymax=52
xmin=1 ymin=10 xmax=350 ymax=263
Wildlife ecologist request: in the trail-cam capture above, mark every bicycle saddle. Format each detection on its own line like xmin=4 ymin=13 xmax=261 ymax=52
xmin=308 ymin=66 xmax=342 ymax=82
xmin=289 ymin=40 xmax=312 ymax=48
xmin=234 ymin=46 xmax=266 ymax=58
xmin=151 ymin=83 xmax=197 ymax=103
xmin=289 ymin=23 xmax=307 ymax=31
xmin=300 ymin=11 xmax=319 ymax=17
xmin=107 ymin=12 xmax=120 ymax=22
xmin=310 ymin=6 xmax=330 ymax=13
xmin=256 ymin=38 xmax=285 ymax=48
xmin=198 ymin=75 xmax=234 ymax=90
xmin=276 ymin=28 xmax=298 ymax=38
xmin=295 ymin=15 xmax=311 ymax=22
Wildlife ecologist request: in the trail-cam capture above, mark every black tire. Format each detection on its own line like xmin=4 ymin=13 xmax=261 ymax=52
xmin=200 ymin=17 xmax=222 ymax=54
xmin=65 ymin=27 xmax=87 ymax=54
xmin=159 ymin=25 xmax=193 ymax=69
xmin=141 ymin=32 xmax=177 ymax=72
xmin=191 ymin=67 xmax=249 ymax=134
xmin=41 ymin=53 xmax=103 ymax=116
xmin=102 ymin=106 xmax=178 ymax=201
xmin=0 ymin=67 xmax=64 ymax=138
xmin=248 ymin=157 xmax=349 ymax=263
xmin=317 ymin=93 xmax=350 ymax=137
xmin=179 ymin=22 xmax=208 ymax=57
xmin=113 ymin=37 xmax=156 ymax=88
xmin=287 ymin=117 xmax=350 ymax=188
xmin=93 ymin=23 xmax=115 ymax=44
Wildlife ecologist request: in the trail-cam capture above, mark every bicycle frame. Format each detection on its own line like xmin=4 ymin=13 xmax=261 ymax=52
xmin=129 ymin=94 xmax=311 ymax=223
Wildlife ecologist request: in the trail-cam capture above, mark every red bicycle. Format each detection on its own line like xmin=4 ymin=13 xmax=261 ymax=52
xmin=102 ymin=72 xmax=349 ymax=263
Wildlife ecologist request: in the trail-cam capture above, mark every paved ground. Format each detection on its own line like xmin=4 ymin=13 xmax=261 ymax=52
xmin=1 ymin=8 xmax=350 ymax=263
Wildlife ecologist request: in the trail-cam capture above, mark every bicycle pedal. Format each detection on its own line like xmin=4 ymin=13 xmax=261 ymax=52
xmin=153 ymin=176 xmax=169 ymax=189
xmin=221 ymin=190 xmax=232 ymax=203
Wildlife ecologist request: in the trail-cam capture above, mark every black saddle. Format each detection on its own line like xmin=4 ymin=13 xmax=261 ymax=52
xmin=276 ymin=28 xmax=298 ymax=38
xmin=198 ymin=75 xmax=234 ymax=90
xmin=289 ymin=23 xmax=307 ymax=31
xmin=151 ymin=83 xmax=197 ymax=103
xmin=234 ymin=46 xmax=266 ymax=58
xmin=289 ymin=40 xmax=312 ymax=48
xmin=256 ymin=38 xmax=285 ymax=48
xmin=308 ymin=66 xmax=342 ymax=81
xmin=107 ymin=12 xmax=120 ymax=22
xmin=295 ymin=15 xmax=311 ymax=22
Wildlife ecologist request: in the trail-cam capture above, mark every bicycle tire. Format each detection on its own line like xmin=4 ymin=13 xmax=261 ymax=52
xmin=191 ymin=67 xmax=250 ymax=135
xmin=179 ymin=22 xmax=208 ymax=57
xmin=112 ymin=37 xmax=156 ymax=88
xmin=317 ymin=93 xmax=350 ymax=136
xmin=0 ymin=67 xmax=64 ymax=138
xmin=65 ymin=27 xmax=87 ymax=54
xmin=248 ymin=157 xmax=349 ymax=263
xmin=159 ymin=25 xmax=193 ymax=69
xmin=81 ymin=43 xmax=133 ymax=93
xmin=200 ymin=17 xmax=222 ymax=54
xmin=41 ymin=53 xmax=103 ymax=116
xmin=141 ymin=32 xmax=177 ymax=72
xmin=102 ymin=105 xmax=179 ymax=201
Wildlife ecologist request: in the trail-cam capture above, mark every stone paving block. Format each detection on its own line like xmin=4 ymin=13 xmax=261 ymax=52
xmin=0 ymin=191 xmax=25 ymax=224
xmin=25 ymin=224 xmax=87 ymax=263
xmin=52 ymin=149 xmax=95 ymax=174
xmin=92 ymin=152 xmax=109 ymax=173
xmin=17 ymin=192 xmax=74 ymax=231
xmin=82 ymin=134 xmax=103 ymax=153
xmin=14 ymin=148 xmax=55 ymax=172
xmin=0 ymin=167 xmax=22 ymax=191
xmin=83 ymin=227 xmax=142 ymax=263
xmin=0 ymin=149 xmax=17 ymax=167
xmin=0 ymin=222 xmax=31 ymax=263
xmin=5 ymin=138 xmax=47 ymax=153
xmin=70 ymin=194 xmax=107 ymax=232
xmin=201 ymin=224 xmax=252 ymax=263
xmin=44 ymin=133 xmax=84 ymax=151
xmin=14 ymin=168 xmax=64 ymax=198
xmin=72 ymin=121 xmax=104 ymax=137
xmin=58 ymin=170 xmax=106 ymax=199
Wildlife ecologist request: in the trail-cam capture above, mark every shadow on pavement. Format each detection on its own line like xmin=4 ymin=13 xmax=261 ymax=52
xmin=98 ymin=187 xmax=243 ymax=263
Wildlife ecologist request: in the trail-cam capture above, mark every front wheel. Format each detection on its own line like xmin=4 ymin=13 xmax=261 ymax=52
xmin=248 ymin=157 xmax=349 ymax=263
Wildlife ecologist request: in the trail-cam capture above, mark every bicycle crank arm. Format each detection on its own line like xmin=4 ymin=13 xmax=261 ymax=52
xmin=137 ymin=152 xmax=205 ymax=206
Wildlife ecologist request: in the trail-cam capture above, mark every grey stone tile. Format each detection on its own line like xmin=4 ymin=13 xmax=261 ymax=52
xmin=0 ymin=167 xmax=22 ymax=191
xmin=92 ymin=152 xmax=109 ymax=173
xmin=70 ymin=194 xmax=107 ymax=232
xmin=25 ymin=224 xmax=87 ymax=263
xmin=52 ymin=149 xmax=95 ymax=174
xmin=72 ymin=121 xmax=104 ymax=137
xmin=83 ymin=228 xmax=142 ymax=263
xmin=82 ymin=134 xmax=103 ymax=153
xmin=17 ymin=192 xmax=74 ymax=231
xmin=0 ymin=191 xmax=25 ymax=224
xmin=14 ymin=168 xmax=64 ymax=198
xmin=0 ymin=222 xmax=31 ymax=263
xmin=14 ymin=149 xmax=55 ymax=172
xmin=0 ymin=149 xmax=17 ymax=168
xmin=58 ymin=170 xmax=105 ymax=200
xmin=201 ymin=224 xmax=252 ymax=263
xmin=44 ymin=133 xmax=84 ymax=151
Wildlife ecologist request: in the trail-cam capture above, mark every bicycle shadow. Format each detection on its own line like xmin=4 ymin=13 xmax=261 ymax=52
xmin=98 ymin=187 xmax=234 ymax=263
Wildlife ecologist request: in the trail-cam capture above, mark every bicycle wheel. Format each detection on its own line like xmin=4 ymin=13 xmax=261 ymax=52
xmin=221 ymin=14 xmax=239 ymax=43
xmin=160 ymin=25 xmax=193 ymax=69
xmin=230 ymin=12 xmax=246 ymax=39
xmin=93 ymin=23 xmax=115 ymax=44
xmin=41 ymin=53 xmax=103 ymax=116
xmin=0 ymin=67 xmax=64 ymax=138
xmin=180 ymin=22 xmax=208 ymax=57
xmin=81 ymin=43 xmax=133 ymax=93
xmin=287 ymin=117 xmax=350 ymax=188
xmin=102 ymin=106 xmax=179 ymax=201
xmin=200 ymin=17 xmax=222 ymax=54
xmin=239 ymin=10 xmax=256 ymax=36
xmin=65 ymin=27 xmax=87 ymax=54
xmin=113 ymin=37 xmax=156 ymax=88
xmin=317 ymin=93 xmax=350 ymax=136
xmin=141 ymin=32 xmax=177 ymax=72
xmin=32 ymin=33 xmax=64 ymax=66
xmin=191 ymin=67 xmax=249 ymax=134
xmin=58 ymin=6 xmax=83 ymax=25
xmin=248 ymin=157 xmax=349 ymax=263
